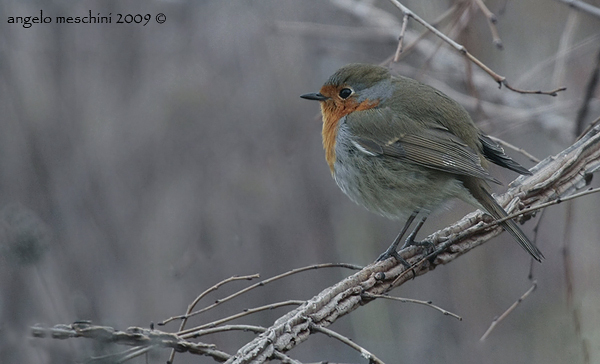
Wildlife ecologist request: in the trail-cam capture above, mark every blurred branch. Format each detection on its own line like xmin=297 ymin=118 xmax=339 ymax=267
xmin=552 ymin=11 xmax=579 ymax=89
xmin=553 ymin=0 xmax=600 ymax=19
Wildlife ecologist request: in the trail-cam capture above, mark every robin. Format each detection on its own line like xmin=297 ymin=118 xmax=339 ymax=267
xmin=300 ymin=63 xmax=544 ymax=262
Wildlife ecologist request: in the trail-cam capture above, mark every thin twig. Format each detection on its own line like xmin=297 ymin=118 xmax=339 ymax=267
xmin=179 ymin=300 xmax=305 ymax=337
xmin=183 ymin=324 xmax=266 ymax=339
xmin=473 ymin=0 xmax=503 ymax=48
xmin=85 ymin=347 xmax=143 ymax=364
xmin=486 ymin=135 xmax=541 ymax=163
xmin=553 ymin=0 xmax=600 ymax=19
xmin=309 ymin=323 xmax=386 ymax=364
xmin=492 ymin=187 xmax=600 ymax=226
xmin=159 ymin=263 xmax=361 ymax=326
xmin=271 ymin=350 xmax=304 ymax=364
xmin=362 ymin=293 xmax=462 ymax=320
xmin=387 ymin=0 xmax=567 ymax=96
xmin=393 ymin=12 xmax=410 ymax=61
xmin=116 ymin=347 xmax=158 ymax=364
xmin=502 ymin=82 xmax=566 ymax=96
xmin=167 ymin=274 xmax=259 ymax=363
xmin=391 ymin=3 xmax=460 ymax=61
xmin=480 ymin=281 xmax=537 ymax=341
xmin=417 ymin=3 xmax=470 ymax=76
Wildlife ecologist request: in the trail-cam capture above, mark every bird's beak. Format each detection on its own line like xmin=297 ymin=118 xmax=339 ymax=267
xmin=300 ymin=92 xmax=329 ymax=101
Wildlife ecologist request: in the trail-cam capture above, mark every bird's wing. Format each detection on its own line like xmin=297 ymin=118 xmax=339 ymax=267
xmin=479 ymin=133 xmax=532 ymax=175
xmin=347 ymin=110 xmax=500 ymax=184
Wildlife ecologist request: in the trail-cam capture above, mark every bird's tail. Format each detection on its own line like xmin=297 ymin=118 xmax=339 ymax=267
xmin=462 ymin=178 xmax=544 ymax=262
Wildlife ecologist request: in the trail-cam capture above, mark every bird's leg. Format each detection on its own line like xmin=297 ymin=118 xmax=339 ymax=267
xmin=401 ymin=213 xmax=435 ymax=254
xmin=376 ymin=211 xmax=418 ymax=264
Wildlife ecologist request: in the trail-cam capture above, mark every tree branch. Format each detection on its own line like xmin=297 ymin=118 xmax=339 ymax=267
xmin=225 ymin=125 xmax=600 ymax=363
xmin=31 ymin=125 xmax=600 ymax=362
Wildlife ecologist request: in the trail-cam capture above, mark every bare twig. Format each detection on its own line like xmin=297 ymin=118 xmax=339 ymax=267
xmin=386 ymin=0 xmax=566 ymax=96
xmin=271 ymin=350 xmax=304 ymax=364
xmin=309 ymin=323 xmax=386 ymax=364
xmin=553 ymin=0 xmax=600 ymax=19
xmin=362 ymin=293 xmax=462 ymax=320
xmin=392 ymin=3 xmax=460 ymax=60
xmin=159 ymin=263 xmax=361 ymax=326
xmin=179 ymin=300 xmax=305 ymax=337
xmin=161 ymin=274 xmax=260 ymax=327
xmin=182 ymin=324 xmax=266 ymax=339
xmin=479 ymin=281 xmax=537 ymax=341
xmin=167 ymin=274 xmax=259 ymax=363
xmin=473 ymin=0 xmax=503 ymax=48
xmin=491 ymin=187 xmax=600 ymax=227
xmin=393 ymin=12 xmax=410 ymax=61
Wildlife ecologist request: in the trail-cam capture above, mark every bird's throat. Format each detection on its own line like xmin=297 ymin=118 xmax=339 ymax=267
xmin=320 ymin=98 xmax=379 ymax=173
xmin=321 ymin=102 xmax=339 ymax=173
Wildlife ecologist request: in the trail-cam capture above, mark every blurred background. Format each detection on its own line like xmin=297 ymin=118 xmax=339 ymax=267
xmin=1 ymin=0 xmax=599 ymax=363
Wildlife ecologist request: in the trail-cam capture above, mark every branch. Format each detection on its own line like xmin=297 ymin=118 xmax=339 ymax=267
xmin=31 ymin=323 xmax=232 ymax=362
xmin=330 ymin=0 xmax=566 ymax=96
xmin=385 ymin=0 xmax=566 ymax=96
xmin=225 ymin=125 xmax=600 ymax=363
xmin=480 ymin=281 xmax=537 ymax=341
xmin=309 ymin=323 xmax=385 ymax=364
xmin=553 ymin=0 xmax=600 ymax=19
xmin=30 ymin=125 xmax=600 ymax=362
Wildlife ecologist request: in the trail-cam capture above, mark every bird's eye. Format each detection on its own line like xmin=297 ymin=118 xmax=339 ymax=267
xmin=339 ymin=88 xmax=353 ymax=99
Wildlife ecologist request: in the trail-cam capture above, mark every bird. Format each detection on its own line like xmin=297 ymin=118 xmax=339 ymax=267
xmin=300 ymin=63 xmax=544 ymax=263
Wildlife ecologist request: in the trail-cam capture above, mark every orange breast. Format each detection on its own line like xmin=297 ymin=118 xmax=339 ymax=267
xmin=320 ymin=94 xmax=379 ymax=173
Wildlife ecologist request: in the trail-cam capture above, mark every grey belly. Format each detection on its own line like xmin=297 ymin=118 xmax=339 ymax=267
xmin=333 ymin=154 xmax=470 ymax=220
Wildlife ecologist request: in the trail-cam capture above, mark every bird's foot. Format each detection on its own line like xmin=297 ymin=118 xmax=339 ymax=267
xmin=401 ymin=235 xmax=437 ymax=262
xmin=376 ymin=247 xmax=411 ymax=268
